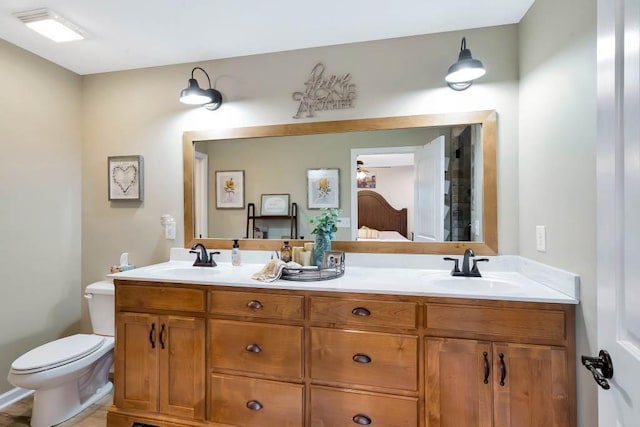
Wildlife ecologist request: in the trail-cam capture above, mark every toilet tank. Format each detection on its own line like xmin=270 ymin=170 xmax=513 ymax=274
xmin=85 ymin=281 xmax=115 ymax=336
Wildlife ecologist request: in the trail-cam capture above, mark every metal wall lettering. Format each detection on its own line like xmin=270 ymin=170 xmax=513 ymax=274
xmin=292 ymin=63 xmax=357 ymax=119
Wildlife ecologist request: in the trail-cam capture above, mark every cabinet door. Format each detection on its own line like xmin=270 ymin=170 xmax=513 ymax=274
xmin=114 ymin=312 xmax=159 ymax=412
xmin=425 ymin=338 xmax=492 ymax=427
xmin=158 ymin=315 xmax=206 ymax=420
xmin=493 ymin=343 xmax=570 ymax=427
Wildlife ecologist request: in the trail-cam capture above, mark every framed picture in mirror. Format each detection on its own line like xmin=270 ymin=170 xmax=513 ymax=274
xmin=307 ymin=168 xmax=339 ymax=209
xmin=108 ymin=155 xmax=144 ymax=201
xmin=260 ymin=193 xmax=290 ymax=216
xmin=216 ymin=170 xmax=244 ymax=209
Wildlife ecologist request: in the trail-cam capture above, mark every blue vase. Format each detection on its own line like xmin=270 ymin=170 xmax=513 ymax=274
xmin=314 ymin=233 xmax=332 ymax=267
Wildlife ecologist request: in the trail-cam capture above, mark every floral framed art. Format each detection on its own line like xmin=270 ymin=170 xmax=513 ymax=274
xmin=216 ymin=170 xmax=244 ymax=209
xmin=307 ymin=168 xmax=339 ymax=209
xmin=108 ymin=155 xmax=144 ymax=201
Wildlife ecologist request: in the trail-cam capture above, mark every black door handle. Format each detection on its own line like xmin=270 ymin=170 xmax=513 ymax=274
xmin=581 ymin=350 xmax=614 ymax=390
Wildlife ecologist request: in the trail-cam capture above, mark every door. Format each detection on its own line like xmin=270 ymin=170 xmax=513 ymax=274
xmin=596 ymin=0 xmax=640 ymax=423
xmin=414 ymin=136 xmax=445 ymax=241
xmin=114 ymin=312 xmax=159 ymax=412
xmin=158 ymin=315 xmax=206 ymax=419
xmin=492 ymin=343 xmax=570 ymax=427
xmin=193 ymin=151 xmax=208 ymax=238
xmin=425 ymin=338 xmax=492 ymax=427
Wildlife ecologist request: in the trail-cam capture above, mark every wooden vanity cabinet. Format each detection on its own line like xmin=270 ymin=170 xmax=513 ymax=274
xmin=111 ymin=282 xmax=206 ymax=424
xmin=108 ymin=281 xmax=575 ymax=427
xmin=425 ymin=300 xmax=575 ymax=427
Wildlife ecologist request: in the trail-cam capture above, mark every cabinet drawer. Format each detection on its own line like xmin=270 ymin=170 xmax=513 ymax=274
xmin=209 ymin=290 xmax=304 ymax=320
xmin=310 ymin=386 xmax=418 ymax=427
xmin=309 ymin=296 xmax=418 ymax=328
xmin=425 ymin=304 xmax=567 ymax=343
xmin=116 ymin=284 xmax=205 ymax=312
xmin=210 ymin=374 xmax=304 ymax=427
xmin=209 ymin=319 xmax=303 ymax=379
xmin=310 ymin=328 xmax=418 ymax=391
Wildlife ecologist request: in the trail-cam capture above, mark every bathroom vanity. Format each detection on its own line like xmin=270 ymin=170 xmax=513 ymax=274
xmin=106 ymin=254 xmax=577 ymax=427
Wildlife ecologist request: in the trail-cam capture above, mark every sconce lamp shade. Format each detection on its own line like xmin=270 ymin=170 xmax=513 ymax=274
xmin=179 ymin=67 xmax=223 ymax=109
xmin=445 ymin=37 xmax=486 ymax=91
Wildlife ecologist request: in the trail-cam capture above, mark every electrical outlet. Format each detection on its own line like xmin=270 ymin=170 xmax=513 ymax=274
xmin=536 ymin=225 xmax=546 ymax=252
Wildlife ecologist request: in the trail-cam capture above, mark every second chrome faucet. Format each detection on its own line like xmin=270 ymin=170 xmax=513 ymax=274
xmin=444 ymin=248 xmax=489 ymax=277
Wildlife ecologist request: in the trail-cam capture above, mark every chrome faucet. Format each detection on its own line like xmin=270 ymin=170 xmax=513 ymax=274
xmin=189 ymin=243 xmax=220 ymax=267
xmin=444 ymin=248 xmax=489 ymax=277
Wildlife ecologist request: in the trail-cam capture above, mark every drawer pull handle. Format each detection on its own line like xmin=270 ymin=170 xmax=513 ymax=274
xmin=149 ymin=323 xmax=156 ymax=349
xmin=247 ymin=300 xmax=264 ymax=310
xmin=246 ymin=400 xmax=263 ymax=411
xmin=499 ymin=352 xmax=506 ymax=386
xmin=245 ymin=343 xmax=262 ymax=353
xmin=352 ymin=414 xmax=372 ymax=425
xmin=352 ymin=353 xmax=372 ymax=364
xmin=351 ymin=307 xmax=371 ymax=317
xmin=483 ymin=351 xmax=490 ymax=384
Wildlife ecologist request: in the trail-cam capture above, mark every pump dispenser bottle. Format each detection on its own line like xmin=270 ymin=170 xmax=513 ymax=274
xmin=232 ymin=239 xmax=241 ymax=266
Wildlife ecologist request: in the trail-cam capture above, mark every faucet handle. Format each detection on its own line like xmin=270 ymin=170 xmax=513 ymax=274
xmin=189 ymin=249 xmax=203 ymax=263
xmin=471 ymin=258 xmax=489 ymax=274
xmin=443 ymin=257 xmax=460 ymax=274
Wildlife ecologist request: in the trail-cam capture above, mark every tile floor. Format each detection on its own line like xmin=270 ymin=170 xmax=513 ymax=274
xmin=0 ymin=391 xmax=111 ymax=427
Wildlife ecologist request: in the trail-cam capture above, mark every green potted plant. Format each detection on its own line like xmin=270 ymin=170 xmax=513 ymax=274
xmin=309 ymin=208 xmax=340 ymax=267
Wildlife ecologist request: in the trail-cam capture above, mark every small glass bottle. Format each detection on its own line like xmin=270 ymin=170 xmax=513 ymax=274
xmin=281 ymin=241 xmax=292 ymax=263
xmin=231 ymin=239 xmax=241 ymax=266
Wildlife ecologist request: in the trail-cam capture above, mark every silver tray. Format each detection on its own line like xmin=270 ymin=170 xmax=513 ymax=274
xmin=280 ymin=256 xmax=345 ymax=282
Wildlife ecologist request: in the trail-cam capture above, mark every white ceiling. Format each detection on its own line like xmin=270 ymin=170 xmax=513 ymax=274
xmin=0 ymin=0 xmax=534 ymax=75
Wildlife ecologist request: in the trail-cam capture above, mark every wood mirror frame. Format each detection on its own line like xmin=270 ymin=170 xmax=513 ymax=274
xmin=183 ymin=110 xmax=497 ymax=254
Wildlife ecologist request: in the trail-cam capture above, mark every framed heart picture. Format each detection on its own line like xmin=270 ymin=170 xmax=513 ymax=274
xmin=108 ymin=155 xmax=144 ymax=201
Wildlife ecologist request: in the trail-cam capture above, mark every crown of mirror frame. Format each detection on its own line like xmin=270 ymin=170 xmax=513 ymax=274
xmin=179 ymin=67 xmax=223 ymax=111
xmin=445 ymin=37 xmax=486 ymax=91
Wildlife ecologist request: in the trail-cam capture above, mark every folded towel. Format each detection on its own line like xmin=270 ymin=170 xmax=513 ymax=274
xmin=252 ymin=260 xmax=304 ymax=282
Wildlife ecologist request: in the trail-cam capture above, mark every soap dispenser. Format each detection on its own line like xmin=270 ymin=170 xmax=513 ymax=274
xmin=232 ymin=239 xmax=241 ymax=266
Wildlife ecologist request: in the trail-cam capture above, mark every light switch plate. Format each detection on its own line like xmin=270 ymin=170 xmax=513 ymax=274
xmin=536 ymin=225 xmax=546 ymax=252
xmin=336 ymin=217 xmax=350 ymax=228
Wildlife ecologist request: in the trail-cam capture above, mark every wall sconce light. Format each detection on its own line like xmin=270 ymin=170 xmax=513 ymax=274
xmin=445 ymin=37 xmax=486 ymax=91
xmin=179 ymin=67 xmax=223 ymax=110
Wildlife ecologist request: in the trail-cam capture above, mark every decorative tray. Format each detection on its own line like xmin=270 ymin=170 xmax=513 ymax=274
xmin=280 ymin=252 xmax=345 ymax=282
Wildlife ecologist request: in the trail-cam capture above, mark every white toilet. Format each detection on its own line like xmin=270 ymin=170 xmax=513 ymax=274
xmin=7 ymin=281 xmax=115 ymax=427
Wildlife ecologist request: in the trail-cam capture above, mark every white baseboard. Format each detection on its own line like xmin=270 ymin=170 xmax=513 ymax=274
xmin=0 ymin=387 xmax=33 ymax=410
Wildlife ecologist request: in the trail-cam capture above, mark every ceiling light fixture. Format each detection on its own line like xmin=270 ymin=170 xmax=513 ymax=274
xmin=179 ymin=67 xmax=223 ymax=111
xmin=445 ymin=37 xmax=486 ymax=91
xmin=14 ymin=9 xmax=84 ymax=42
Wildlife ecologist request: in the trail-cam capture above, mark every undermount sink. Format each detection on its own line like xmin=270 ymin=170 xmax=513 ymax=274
xmin=147 ymin=265 xmax=228 ymax=279
xmin=427 ymin=275 xmax=524 ymax=294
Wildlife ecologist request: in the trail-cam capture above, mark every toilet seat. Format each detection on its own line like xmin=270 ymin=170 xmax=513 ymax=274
xmin=11 ymin=334 xmax=105 ymax=374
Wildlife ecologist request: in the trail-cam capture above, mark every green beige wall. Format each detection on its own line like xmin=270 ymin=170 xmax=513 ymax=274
xmin=0 ymin=39 xmax=82 ymax=393
xmin=519 ymin=0 xmax=597 ymax=425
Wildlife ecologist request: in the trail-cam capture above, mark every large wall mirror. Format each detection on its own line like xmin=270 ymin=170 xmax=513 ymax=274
xmin=184 ymin=110 xmax=497 ymax=254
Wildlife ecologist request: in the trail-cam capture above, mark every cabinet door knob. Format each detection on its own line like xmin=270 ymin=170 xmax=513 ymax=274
xmin=352 ymin=353 xmax=372 ymax=364
xmin=352 ymin=414 xmax=372 ymax=425
xmin=351 ymin=307 xmax=371 ymax=317
xmin=246 ymin=400 xmax=263 ymax=411
xmin=247 ymin=300 xmax=263 ymax=310
xmin=245 ymin=343 xmax=262 ymax=353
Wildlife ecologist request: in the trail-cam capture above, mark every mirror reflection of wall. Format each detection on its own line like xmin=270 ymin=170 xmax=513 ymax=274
xmin=193 ymin=124 xmax=482 ymax=243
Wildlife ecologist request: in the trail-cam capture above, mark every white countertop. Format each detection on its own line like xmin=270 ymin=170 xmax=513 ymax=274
xmin=108 ymin=249 xmax=579 ymax=304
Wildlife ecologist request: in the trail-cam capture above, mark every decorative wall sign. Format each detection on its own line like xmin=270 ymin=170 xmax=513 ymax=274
xmin=216 ymin=170 xmax=245 ymax=209
xmin=292 ymin=63 xmax=357 ymax=119
xmin=108 ymin=155 xmax=143 ymax=201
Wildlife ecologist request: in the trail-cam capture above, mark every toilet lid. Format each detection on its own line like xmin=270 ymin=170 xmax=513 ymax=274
xmin=11 ymin=334 xmax=105 ymax=373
